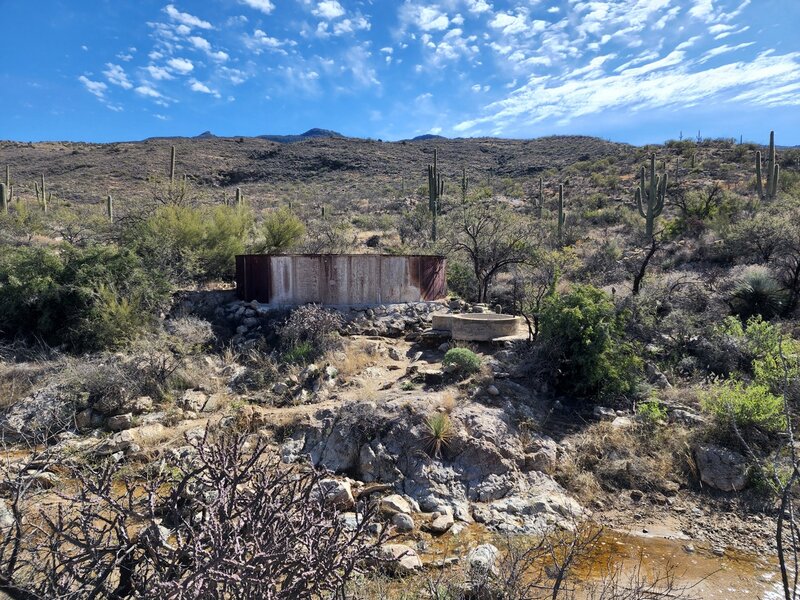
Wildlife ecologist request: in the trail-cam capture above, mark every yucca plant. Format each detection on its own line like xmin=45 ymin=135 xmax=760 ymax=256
xmin=423 ymin=413 xmax=454 ymax=459
xmin=729 ymin=266 xmax=787 ymax=321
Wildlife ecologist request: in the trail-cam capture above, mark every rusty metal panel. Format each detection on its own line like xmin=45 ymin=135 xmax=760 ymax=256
xmin=235 ymin=254 xmax=447 ymax=305
xmin=235 ymin=254 xmax=272 ymax=302
xmin=419 ymin=255 xmax=447 ymax=300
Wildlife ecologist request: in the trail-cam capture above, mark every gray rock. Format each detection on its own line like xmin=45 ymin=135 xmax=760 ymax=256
xmin=388 ymin=347 xmax=402 ymax=361
xmin=392 ymin=513 xmax=415 ymax=532
xmin=180 ymin=390 xmax=208 ymax=412
xmin=694 ymin=445 xmax=748 ymax=492
xmin=106 ymin=413 xmax=134 ymax=431
xmin=0 ymin=499 xmax=15 ymax=529
xmin=381 ymin=494 xmax=412 ymax=515
xmin=429 ymin=512 xmax=454 ymax=534
xmin=377 ymin=544 xmax=423 ymax=574
xmin=316 ymin=479 xmax=355 ymax=510
xmin=128 ymin=396 xmax=154 ymax=414
xmin=593 ymin=406 xmax=616 ymax=420
xmin=0 ymin=387 xmax=76 ymax=441
xmin=467 ymin=544 xmax=500 ymax=574
xmin=487 ymin=385 xmax=500 ymax=396
xmin=611 ymin=416 xmax=634 ymax=430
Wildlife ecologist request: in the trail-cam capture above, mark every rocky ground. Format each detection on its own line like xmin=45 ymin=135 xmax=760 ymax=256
xmin=0 ymin=293 xmax=780 ymax=580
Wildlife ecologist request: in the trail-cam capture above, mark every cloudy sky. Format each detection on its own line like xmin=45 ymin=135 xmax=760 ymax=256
xmin=1 ymin=0 xmax=798 ymax=143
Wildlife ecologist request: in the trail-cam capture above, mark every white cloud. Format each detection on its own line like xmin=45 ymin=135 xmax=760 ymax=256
xmin=103 ymin=63 xmax=133 ymax=89
xmin=146 ymin=65 xmax=174 ymax=80
xmin=688 ymin=0 xmax=715 ymax=21
xmin=246 ymin=29 xmax=294 ymax=53
xmin=189 ymin=79 xmax=220 ymax=97
xmin=188 ymin=36 xmax=229 ymax=61
xmin=313 ymin=1 xmax=345 ymax=19
xmin=409 ymin=5 xmax=449 ymax=31
xmin=454 ymin=51 xmax=800 ymax=134
xmin=466 ymin=0 xmax=491 ymax=13
xmin=78 ymin=75 xmax=107 ymax=99
xmin=240 ymin=0 xmax=275 ymax=15
xmin=135 ymin=85 xmax=163 ymax=98
xmin=167 ymin=57 xmax=194 ymax=74
xmin=154 ymin=114 xmax=168 ymax=120
xmin=163 ymin=4 xmax=212 ymax=29
xmin=698 ymin=41 xmax=755 ymax=64
xmin=333 ymin=16 xmax=371 ymax=35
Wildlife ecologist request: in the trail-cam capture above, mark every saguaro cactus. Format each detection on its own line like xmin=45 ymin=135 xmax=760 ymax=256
xmin=169 ymin=145 xmax=176 ymax=186
xmin=35 ymin=174 xmax=50 ymax=213
xmin=0 ymin=183 xmax=7 ymax=214
xmin=427 ymin=149 xmax=444 ymax=242
xmin=236 ymin=187 xmax=243 ymax=206
xmin=4 ymin=166 xmax=9 ymax=203
xmin=756 ymin=130 xmax=780 ymax=201
xmin=107 ymin=195 xmax=114 ymax=222
xmin=635 ymin=153 xmax=666 ymax=238
xmin=534 ymin=177 xmax=543 ymax=218
xmin=460 ymin=167 xmax=468 ymax=204
xmin=557 ymin=184 xmax=566 ymax=244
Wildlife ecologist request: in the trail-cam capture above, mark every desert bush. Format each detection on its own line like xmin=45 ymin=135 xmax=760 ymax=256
xmin=538 ymin=285 xmax=642 ymax=399
xmin=254 ymin=207 xmax=306 ymax=254
xmin=278 ymin=304 xmax=343 ymax=363
xmin=446 ymin=259 xmax=479 ymax=302
xmin=0 ymin=432 xmax=386 ymax=599
xmin=0 ymin=244 xmax=168 ymax=352
xmin=423 ymin=412 xmax=454 ymax=459
xmin=728 ymin=266 xmax=787 ymax=321
xmin=701 ymin=380 xmax=786 ymax=437
xmin=636 ymin=398 xmax=667 ymax=426
xmin=442 ymin=347 xmax=481 ymax=375
xmin=124 ymin=204 xmax=253 ymax=283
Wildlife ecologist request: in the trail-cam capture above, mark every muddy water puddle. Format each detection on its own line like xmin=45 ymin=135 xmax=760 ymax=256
xmin=416 ymin=523 xmax=781 ymax=599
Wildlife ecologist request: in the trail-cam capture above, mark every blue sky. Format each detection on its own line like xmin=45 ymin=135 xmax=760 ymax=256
xmin=1 ymin=0 xmax=799 ymax=144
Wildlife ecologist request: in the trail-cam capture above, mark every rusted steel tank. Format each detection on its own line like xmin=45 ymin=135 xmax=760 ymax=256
xmin=235 ymin=254 xmax=447 ymax=305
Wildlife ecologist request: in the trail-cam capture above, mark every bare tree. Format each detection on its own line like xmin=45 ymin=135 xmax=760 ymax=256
xmin=0 ymin=430 xmax=387 ymax=599
xmin=445 ymin=199 xmax=539 ymax=303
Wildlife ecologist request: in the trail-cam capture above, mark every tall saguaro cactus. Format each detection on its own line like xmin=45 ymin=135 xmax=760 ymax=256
xmin=107 ymin=195 xmax=114 ymax=222
xmin=0 ymin=183 xmax=7 ymax=214
xmin=535 ymin=177 xmax=543 ymax=218
xmin=557 ymin=184 xmax=566 ymax=244
xmin=756 ymin=130 xmax=780 ymax=201
xmin=635 ymin=153 xmax=666 ymax=238
xmin=236 ymin=187 xmax=243 ymax=206
xmin=427 ymin=149 xmax=444 ymax=242
xmin=169 ymin=145 xmax=177 ymax=186
xmin=460 ymin=167 xmax=468 ymax=204
xmin=35 ymin=174 xmax=50 ymax=213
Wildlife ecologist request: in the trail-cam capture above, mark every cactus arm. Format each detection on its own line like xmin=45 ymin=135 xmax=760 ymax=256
xmin=0 ymin=183 xmax=7 ymax=213
xmin=773 ymin=164 xmax=780 ymax=199
xmin=766 ymin=130 xmax=775 ymax=199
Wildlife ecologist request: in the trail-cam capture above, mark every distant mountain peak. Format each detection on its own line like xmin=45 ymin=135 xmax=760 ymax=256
xmin=195 ymin=131 xmax=215 ymax=139
xmin=257 ymin=128 xmax=345 ymax=144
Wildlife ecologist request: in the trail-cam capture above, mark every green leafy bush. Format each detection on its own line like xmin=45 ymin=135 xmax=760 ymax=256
xmin=701 ymin=380 xmax=786 ymax=436
xmin=538 ymin=285 xmax=641 ymax=399
xmin=636 ymin=399 xmax=667 ymax=426
xmin=254 ymin=207 xmax=306 ymax=254
xmin=124 ymin=205 xmax=253 ymax=283
xmin=0 ymin=244 xmax=169 ymax=351
xmin=442 ymin=347 xmax=481 ymax=375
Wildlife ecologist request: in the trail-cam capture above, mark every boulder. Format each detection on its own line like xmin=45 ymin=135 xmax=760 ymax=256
xmin=0 ymin=387 xmax=75 ymax=441
xmin=466 ymin=544 xmax=500 ymax=574
xmin=128 ymin=396 xmax=154 ymax=414
xmin=380 ymin=494 xmax=412 ymax=515
xmin=316 ymin=479 xmax=355 ymax=510
xmin=593 ymin=406 xmax=616 ymax=420
xmin=429 ymin=512 xmax=454 ymax=534
xmin=694 ymin=444 xmax=748 ymax=492
xmin=377 ymin=544 xmax=423 ymax=574
xmin=106 ymin=413 xmax=134 ymax=431
xmin=392 ymin=513 xmax=415 ymax=532
xmin=180 ymin=390 xmax=209 ymax=412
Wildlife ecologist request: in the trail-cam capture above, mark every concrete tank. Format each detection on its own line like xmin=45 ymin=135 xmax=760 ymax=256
xmin=450 ymin=313 xmax=525 ymax=341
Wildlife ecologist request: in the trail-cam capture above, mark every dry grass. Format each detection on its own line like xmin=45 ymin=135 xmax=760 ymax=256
xmin=556 ymin=421 xmax=693 ymax=501
xmin=330 ymin=340 xmax=379 ymax=378
xmin=0 ymin=362 xmax=50 ymax=410
xmin=437 ymin=388 xmax=460 ymax=413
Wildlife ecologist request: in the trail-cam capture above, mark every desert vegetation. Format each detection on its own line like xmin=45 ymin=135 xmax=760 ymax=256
xmin=2 ymin=131 xmax=800 ymax=597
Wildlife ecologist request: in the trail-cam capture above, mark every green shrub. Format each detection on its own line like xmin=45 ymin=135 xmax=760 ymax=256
xmin=124 ymin=205 xmax=253 ymax=283
xmin=442 ymin=347 xmax=481 ymax=375
xmin=538 ymin=285 xmax=641 ymax=399
xmin=255 ymin=207 xmax=306 ymax=254
xmin=282 ymin=341 xmax=316 ymax=364
xmin=636 ymin=398 xmax=667 ymax=426
xmin=0 ymin=244 xmax=169 ymax=351
xmin=729 ymin=267 xmax=787 ymax=321
xmin=701 ymin=380 xmax=786 ymax=435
